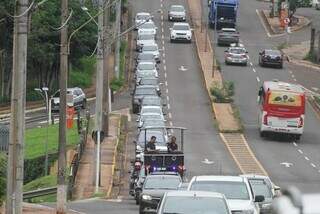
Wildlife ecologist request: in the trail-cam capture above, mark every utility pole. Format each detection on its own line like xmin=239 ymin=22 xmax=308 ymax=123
xmin=114 ymin=0 xmax=121 ymax=79
xmin=6 ymin=0 xmax=29 ymax=213
xmin=94 ymin=0 xmax=105 ymax=194
xmin=102 ymin=0 xmax=111 ymax=135
xmin=57 ymin=0 xmax=68 ymax=212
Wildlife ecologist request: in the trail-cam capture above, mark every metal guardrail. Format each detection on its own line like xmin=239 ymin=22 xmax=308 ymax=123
xmin=23 ymin=186 xmax=57 ymax=200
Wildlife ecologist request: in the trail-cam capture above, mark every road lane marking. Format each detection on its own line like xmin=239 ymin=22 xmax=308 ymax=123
xmin=165 ymin=81 xmax=168 ymax=86
xmin=164 ymin=72 xmax=167 ymax=78
xmin=169 ymin=121 xmax=173 ymax=126
xmin=293 ymin=142 xmax=298 ymax=146
xmin=291 ymin=74 xmax=295 ymax=78
xmin=280 ymin=162 xmax=293 ymax=168
xmin=298 ymin=149 xmax=303 ymax=154
xmin=250 ymin=62 xmax=253 ymax=66
xmin=220 ymin=133 xmax=268 ymax=175
xmin=168 ymin=112 xmax=172 ymax=118
xmin=160 ymin=3 xmax=163 ymax=7
xmin=293 ymin=78 xmax=297 ymax=81
xmin=163 ymin=59 xmax=166 ymax=64
xmin=311 ymin=163 xmax=316 ymax=168
xmin=167 ymin=103 xmax=171 ymax=109
xmin=288 ymin=70 xmax=293 ymax=74
xmin=305 ymin=156 xmax=310 ymax=161
xmin=164 ymin=65 xmax=167 ymax=71
xmin=163 ymin=53 xmax=165 ymax=58
xmin=252 ymin=68 xmax=256 ymax=73
xmin=162 ymin=34 xmax=164 ymax=40
xmin=161 ymin=15 xmax=163 ymax=20
xmin=162 ymin=40 xmax=165 ymax=46
xmin=166 ymin=88 xmax=169 ymax=94
xmin=247 ymin=55 xmax=250 ymax=60
xmin=256 ymin=77 xmax=260 ymax=82
xmin=166 ymin=95 xmax=169 ymax=101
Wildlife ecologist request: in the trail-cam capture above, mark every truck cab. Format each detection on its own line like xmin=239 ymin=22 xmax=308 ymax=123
xmin=208 ymin=0 xmax=239 ymax=29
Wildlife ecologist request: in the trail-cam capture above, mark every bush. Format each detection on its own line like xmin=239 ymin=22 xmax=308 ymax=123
xmin=110 ymin=77 xmax=124 ymax=92
xmin=210 ymin=81 xmax=234 ymax=103
xmin=69 ymin=56 xmax=96 ymax=88
xmin=304 ymin=51 xmax=317 ymax=63
xmin=0 ymin=153 xmax=6 ymax=206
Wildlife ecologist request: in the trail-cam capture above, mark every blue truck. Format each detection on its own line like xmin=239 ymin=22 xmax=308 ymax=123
xmin=208 ymin=0 xmax=239 ymax=29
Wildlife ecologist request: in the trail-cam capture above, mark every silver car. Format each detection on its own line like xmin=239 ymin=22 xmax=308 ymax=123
xmin=224 ymin=44 xmax=248 ymax=66
xmin=168 ymin=5 xmax=186 ymax=21
xmin=135 ymin=12 xmax=152 ymax=29
xmin=138 ymin=21 xmax=157 ymax=39
xmin=51 ymin=87 xmax=86 ymax=112
xmin=136 ymin=33 xmax=155 ymax=51
xmin=141 ymin=43 xmax=160 ymax=63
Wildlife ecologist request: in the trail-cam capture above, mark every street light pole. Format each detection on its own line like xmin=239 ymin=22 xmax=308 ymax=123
xmin=114 ymin=0 xmax=122 ymax=79
xmin=34 ymin=87 xmax=49 ymax=176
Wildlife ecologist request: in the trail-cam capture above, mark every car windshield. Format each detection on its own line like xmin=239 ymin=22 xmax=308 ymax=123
xmin=140 ymin=79 xmax=158 ymax=85
xmin=141 ymin=107 xmax=161 ymax=114
xmin=162 ymin=196 xmax=229 ymax=214
xmin=173 ymin=25 xmax=190 ymax=31
xmin=137 ymin=72 xmax=156 ymax=78
xmin=143 ymin=45 xmax=157 ymax=51
xmin=190 ymin=181 xmax=250 ymax=200
xmin=144 ymin=176 xmax=181 ymax=189
xmin=142 ymin=120 xmax=165 ymax=128
xmin=135 ymin=88 xmax=157 ymax=95
xmin=141 ymin=22 xmax=155 ymax=29
xmin=248 ymin=179 xmax=273 ymax=199
xmin=265 ymin=50 xmax=281 ymax=55
xmin=230 ymin=48 xmax=246 ymax=54
xmin=142 ymin=97 xmax=161 ymax=106
xmin=138 ymin=63 xmax=155 ymax=70
xmin=138 ymin=131 xmax=166 ymax=145
xmin=139 ymin=53 xmax=154 ymax=60
xmin=138 ymin=34 xmax=154 ymax=40
xmin=171 ymin=6 xmax=184 ymax=12
xmin=141 ymin=114 xmax=163 ymax=121
xmin=136 ymin=14 xmax=150 ymax=20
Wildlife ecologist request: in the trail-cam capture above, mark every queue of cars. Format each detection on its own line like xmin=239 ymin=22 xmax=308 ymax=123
xmin=129 ymin=6 xmax=284 ymax=214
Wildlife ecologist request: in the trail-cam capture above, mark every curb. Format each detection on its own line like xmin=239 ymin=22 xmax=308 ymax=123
xmin=287 ymin=57 xmax=320 ymax=71
xmin=259 ymin=9 xmax=311 ymax=36
xmin=106 ymin=114 xmax=122 ymax=198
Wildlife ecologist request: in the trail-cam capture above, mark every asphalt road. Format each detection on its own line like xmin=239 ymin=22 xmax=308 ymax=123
xmin=202 ymin=0 xmax=320 ymax=193
xmin=68 ymin=0 xmax=241 ymax=212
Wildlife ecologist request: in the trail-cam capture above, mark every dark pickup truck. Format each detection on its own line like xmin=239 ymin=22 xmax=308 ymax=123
xmin=217 ymin=28 xmax=239 ymax=46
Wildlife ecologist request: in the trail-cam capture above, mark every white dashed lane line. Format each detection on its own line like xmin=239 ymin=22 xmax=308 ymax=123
xmin=163 ymin=59 xmax=166 ymax=64
xmin=293 ymin=142 xmax=298 ymax=146
xmin=256 ymin=77 xmax=260 ymax=82
xmin=164 ymin=65 xmax=167 ymax=71
xmin=163 ymin=53 xmax=165 ymax=58
xmin=252 ymin=68 xmax=256 ymax=73
xmin=311 ymin=163 xmax=317 ymax=168
xmin=167 ymin=103 xmax=171 ymax=109
xmin=164 ymin=72 xmax=167 ymax=78
xmin=293 ymin=78 xmax=297 ymax=81
xmin=166 ymin=95 xmax=169 ymax=101
xmin=168 ymin=112 xmax=172 ymax=119
xmin=305 ymin=156 xmax=310 ymax=161
xmin=298 ymin=149 xmax=303 ymax=154
xmin=166 ymin=88 xmax=169 ymax=94
xmin=250 ymin=62 xmax=253 ymax=66
xmin=165 ymin=81 xmax=168 ymax=86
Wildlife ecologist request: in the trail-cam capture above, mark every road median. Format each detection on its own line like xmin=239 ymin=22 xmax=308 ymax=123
xmin=187 ymin=0 xmax=240 ymax=133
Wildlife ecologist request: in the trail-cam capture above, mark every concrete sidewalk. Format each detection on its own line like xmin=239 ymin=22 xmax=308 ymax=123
xmin=72 ymin=114 xmax=121 ymax=200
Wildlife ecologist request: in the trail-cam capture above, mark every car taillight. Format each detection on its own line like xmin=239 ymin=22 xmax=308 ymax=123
xmin=226 ymin=54 xmax=232 ymax=57
xmin=298 ymin=117 xmax=303 ymax=128
xmin=263 ymin=114 xmax=268 ymax=125
xmin=178 ymin=165 xmax=185 ymax=172
xmin=241 ymin=54 xmax=247 ymax=58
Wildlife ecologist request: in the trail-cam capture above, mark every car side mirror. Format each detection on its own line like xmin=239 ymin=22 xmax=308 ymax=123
xmin=254 ymin=195 xmax=265 ymax=203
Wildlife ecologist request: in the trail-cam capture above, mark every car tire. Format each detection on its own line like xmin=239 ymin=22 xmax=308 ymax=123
xmin=243 ymin=62 xmax=247 ymax=66
xmin=132 ymin=105 xmax=139 ymax=114
xmin=225 ymin=61 xmax=229 ymax=65
xmin=170 ymin=38 xmax=174 ymax=43
xmin=260 ymin=131 xmax=266 ymax=138
xmin=81 ymin=99 xmax=86 ymax=109
xmin=279 ymin=63 xmax=283 ymax=69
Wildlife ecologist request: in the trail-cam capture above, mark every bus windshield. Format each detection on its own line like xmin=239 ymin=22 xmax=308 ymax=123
xmin=267 ymin=91 xmax=302 ymax=107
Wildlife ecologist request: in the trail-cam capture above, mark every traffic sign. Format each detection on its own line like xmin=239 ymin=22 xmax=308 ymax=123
xmin=284 ymin=18 xmax=290 ymax=24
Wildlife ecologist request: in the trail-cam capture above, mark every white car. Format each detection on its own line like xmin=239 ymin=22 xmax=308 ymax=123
xmin=136 ymin=112 xmax=166 ymax=128
xmin=170 ymin=22 xmax=192 ymax=43
xmin=135 ymin=12 xmax=152 ymax=29
xmin=168 ymin=5 xmax=186 ymax=21
xmin=136 ymin=33 xmax=155 ymax=51
xmin=224 ymin=43 xmax=248 ymax=66
xmin=138 ymin=21 xmax=157 ymax=39
xmin=188 ymin=175 xmax=264 ymax=214
xmin=141 ymin=43 xmax=160 ymax=63
xmin=136 ymin=61 xmax=158 ymax=74
xmin=140 ymin=106 xmax=164 ymax=116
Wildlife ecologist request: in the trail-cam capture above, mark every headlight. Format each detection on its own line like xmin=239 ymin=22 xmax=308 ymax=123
xmin=142 ymin=195 xmax=152 ymax=200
